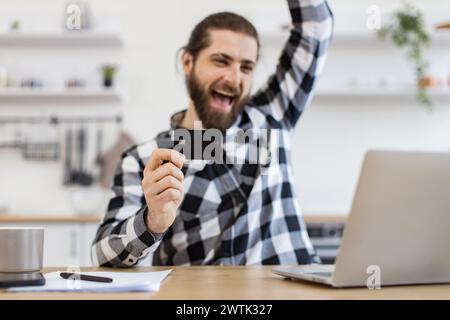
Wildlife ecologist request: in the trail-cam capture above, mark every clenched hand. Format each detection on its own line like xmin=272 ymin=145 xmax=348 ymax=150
xmin=142 ymin=149 xmax=185 ymax=234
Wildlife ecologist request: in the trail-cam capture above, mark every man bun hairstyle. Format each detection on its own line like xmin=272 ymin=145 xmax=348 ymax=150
xmin=182 ymin=11 xmax=260 ymax=62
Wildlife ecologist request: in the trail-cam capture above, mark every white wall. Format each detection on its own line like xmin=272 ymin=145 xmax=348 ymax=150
xmin=0 ymin=0 xmax=449 ymax=216
xmin=292 ymin=0 xmax=450 ymax=214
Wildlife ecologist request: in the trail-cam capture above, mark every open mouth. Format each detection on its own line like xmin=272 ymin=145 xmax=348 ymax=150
xmin=210 ymin=89 xmax=236 ymax=113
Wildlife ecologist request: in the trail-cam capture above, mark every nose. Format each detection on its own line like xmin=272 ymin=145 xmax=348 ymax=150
xmin=223 ymin=64 xmax=241 ymax=90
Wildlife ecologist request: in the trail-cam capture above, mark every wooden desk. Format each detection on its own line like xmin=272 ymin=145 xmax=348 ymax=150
xmin=1 ymin=266 xmax=450 ymax=300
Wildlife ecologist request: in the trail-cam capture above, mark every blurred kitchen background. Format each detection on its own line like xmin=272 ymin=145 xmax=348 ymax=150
xmin=0 ymin=0 xmax=449 ymax=266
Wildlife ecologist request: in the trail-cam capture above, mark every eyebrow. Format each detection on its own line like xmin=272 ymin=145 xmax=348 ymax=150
xmin=211 ymin=52 xmax=256 ymax=66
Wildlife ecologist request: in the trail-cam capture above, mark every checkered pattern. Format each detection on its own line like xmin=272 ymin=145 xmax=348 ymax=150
xmin=91 ymin=0 xmax=334 ymax=267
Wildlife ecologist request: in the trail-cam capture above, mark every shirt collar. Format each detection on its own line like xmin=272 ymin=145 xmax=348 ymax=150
xmin=170 ymin=110 xmax=187 ymax=130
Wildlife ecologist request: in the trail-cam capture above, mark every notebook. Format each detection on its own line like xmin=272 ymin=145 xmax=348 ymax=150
xmin=7 ymin=270 xmax=172 ymax=293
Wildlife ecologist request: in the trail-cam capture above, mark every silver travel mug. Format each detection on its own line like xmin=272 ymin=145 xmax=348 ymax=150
xmin=0 ymin=227 xmax=44 ymax=273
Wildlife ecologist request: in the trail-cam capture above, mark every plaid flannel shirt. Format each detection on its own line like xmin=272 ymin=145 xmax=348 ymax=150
xmin=92 ymin=0 xmax=333 ymax=267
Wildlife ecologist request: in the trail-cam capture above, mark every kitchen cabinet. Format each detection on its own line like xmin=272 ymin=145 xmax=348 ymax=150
xmin=0 ymin=215 xmax=100 ymax=267
xmin=304 ymin=214 xmax=346 ymax=264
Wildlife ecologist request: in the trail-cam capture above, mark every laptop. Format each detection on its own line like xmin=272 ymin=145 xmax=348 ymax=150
xmin=273 ymin=150 xmax=450 ymax=288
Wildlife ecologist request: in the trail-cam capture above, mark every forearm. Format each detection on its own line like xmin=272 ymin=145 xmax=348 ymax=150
xmin=286 ymin=0 xmax=334 ymax=87
xmin=91 ymin=205 xmax=163 ymax=267
xmin=249 ymin=0 xmax=333 ymax=129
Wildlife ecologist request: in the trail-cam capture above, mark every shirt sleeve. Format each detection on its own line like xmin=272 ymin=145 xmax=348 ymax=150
xmin=248 ymin=0 xmax=334 ymax=130
xmin=91 ymin=150 xmax=165 ymax=267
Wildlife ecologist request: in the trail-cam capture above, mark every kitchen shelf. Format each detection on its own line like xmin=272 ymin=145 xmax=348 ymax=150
xmin=0 ymin=88 xmax=122 ymax=102
xmin=260 ymin=31 xmax=450 ymax=46
xmin=0 ymin=213 xmax=345 ymax=225
xmin=0 ymin=32 xmax=123 ymax=47
xmin=314 ymin=88 xmax=450 ymax=100
xmin=330 ymin=32 xmax=450 ymax=46
xmin=303 ymin=213 xmax=347 ymax=225
xmin=0 ymin=213 xmax=102 ymax=223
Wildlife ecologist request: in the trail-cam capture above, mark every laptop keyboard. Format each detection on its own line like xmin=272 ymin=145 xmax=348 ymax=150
xmin=305 ymin=271 xmax=333 ymax=277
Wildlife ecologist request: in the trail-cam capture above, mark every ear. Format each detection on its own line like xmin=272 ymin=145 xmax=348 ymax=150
xmin=182 ymin=51 xmax=194 ymax=76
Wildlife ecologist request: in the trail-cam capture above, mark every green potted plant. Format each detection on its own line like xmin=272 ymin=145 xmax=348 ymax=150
xmin=101 ymin=64 xmax=117 ymax=88
xmin=9 ymin=19 xmax=21 ymax=32
xmin=377 ymin=2 xmax=432 ymax=108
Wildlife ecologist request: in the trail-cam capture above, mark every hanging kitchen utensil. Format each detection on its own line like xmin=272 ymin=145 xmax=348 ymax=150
xmin=22 ymin=141 xmax=59 ymax=161
xmin=93 ymin=123 xmax=103 ymax=181
xmin=69 ymin=123 xmax=80 ymax=185
xmin=75 ymin=125 xmax=93 ymax=186
xmin=63 ymin=126 xmax=72 ymax=185
xmin=22 ymin=123 xmax=60 ymax=161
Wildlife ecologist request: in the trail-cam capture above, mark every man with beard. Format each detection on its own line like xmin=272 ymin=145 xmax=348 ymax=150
xmin=92 ymin=0 xmax=333 ymax=267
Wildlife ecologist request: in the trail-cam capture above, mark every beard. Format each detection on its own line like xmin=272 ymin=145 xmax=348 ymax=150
xmin=186 ymin=68 xmax=248 ymax=133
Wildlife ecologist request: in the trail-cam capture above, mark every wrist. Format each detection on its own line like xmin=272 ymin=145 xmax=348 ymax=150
xmin=144 ymin=207 xmax=168 ymax=234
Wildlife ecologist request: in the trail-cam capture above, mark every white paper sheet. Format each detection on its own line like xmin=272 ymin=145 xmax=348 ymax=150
xmin=7 ymin=270 xmax=172 ymax=293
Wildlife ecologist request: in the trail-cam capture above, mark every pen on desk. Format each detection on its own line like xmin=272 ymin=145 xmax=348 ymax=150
xmin=59 ymin=272 xmax=113 ymax=283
